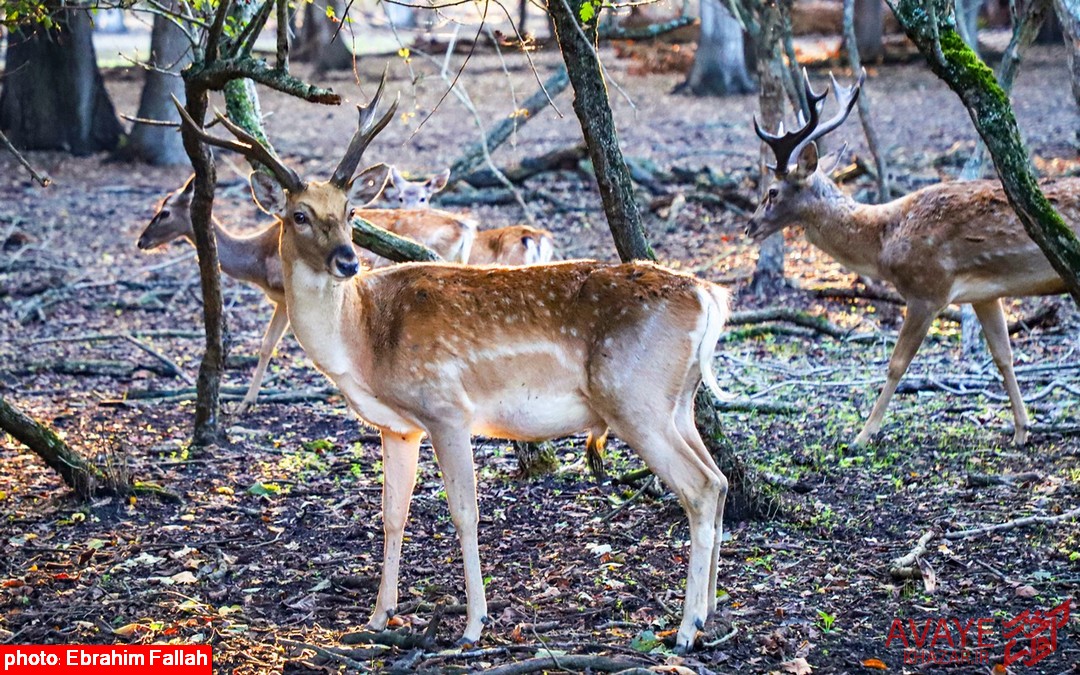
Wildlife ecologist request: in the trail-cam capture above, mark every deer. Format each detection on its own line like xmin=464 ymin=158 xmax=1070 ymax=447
xmin=174 ymin=75 xmax=731 ymax=653
xmin=748 ymin=69 xmax=1080 ymax=447
xmin=355 ymin=163 xmax=557 ymax=265
xmin=138 ymin=177 xmax=474 ymax=412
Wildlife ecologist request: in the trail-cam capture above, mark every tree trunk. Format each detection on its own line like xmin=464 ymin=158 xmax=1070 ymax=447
xmin=853 ymin=0 xmax=884 ymax=62
xmin=292 ymin=0 xmax=353 ymax=71
xmin=548 ymin=0 xmax=651 ymax=261
xmin=1054 ymin=0 xmax=1080 ymax=123
xmin=121 ymin=10 xmax=192 ymax=165
xmin=675 ymin=0 xmax=755 ymax=96
xmin=953 ymin=0 xmax=981 ymax=53
xmin=894 ymin=0 xmax=1080 ymax=303
xmin=0 ymin=7 xmax=123 ymax=155
xmin=745 ymin=0 xmax=788 ymax=296
xmin=843 ymin=0 xmax=890 ymax=203
xmin=0 ymin=395 xmax=108 ymax=499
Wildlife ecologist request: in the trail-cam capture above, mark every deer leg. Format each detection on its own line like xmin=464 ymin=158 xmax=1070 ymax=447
xmin=237 ymin=303 xmax=289 ymax=414
xmin=854 ymin=299 xmax=941 ymax=446
xmin=676 ymin=405 xmax=728 ymax=617
xmin=428 ymin=425 xmax=488 ymax=644
xmin=971 ymin=299 xmax=1030 ymax=445
xmin=613 ymin=420 xmax=722 ymax=653
xmin=367 ymin=430 xmax=423 ymax=631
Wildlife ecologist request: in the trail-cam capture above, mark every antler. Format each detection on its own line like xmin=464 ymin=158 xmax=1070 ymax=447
xmin=330 ymin=69 xmax=401 ymax=188
xmin=171 ymin=95 xmax=305 ymax=194
xmin=754 ymin=68 xmax=865 ymax=175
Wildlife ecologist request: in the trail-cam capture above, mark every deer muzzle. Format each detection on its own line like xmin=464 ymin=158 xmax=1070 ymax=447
xmin=328 ymin=245 xmax=360 ymax=279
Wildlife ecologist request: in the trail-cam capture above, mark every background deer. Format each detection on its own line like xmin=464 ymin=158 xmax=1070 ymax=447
xmin=748 ymin=70 xmax=1079 ymax=446
xmin=176 ymin=78 xmax=731 ymax=653
xmin=355 ymin=163 xmax=557 ymax=265
xmin=139 ymin=177 xmax=474 ymax=411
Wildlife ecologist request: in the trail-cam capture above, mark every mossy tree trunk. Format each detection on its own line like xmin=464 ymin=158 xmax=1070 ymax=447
xmin=893 ymin=0 xmax=1080 ymax=304
xmin=0 ymin=396 xmax=109 ymax=499
xmin=547 ymin=0 xmax=777 ymax=517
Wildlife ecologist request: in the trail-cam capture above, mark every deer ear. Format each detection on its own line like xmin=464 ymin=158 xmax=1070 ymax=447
xmin=794 ymin=142 xmax=819 ymax=180
xmin=348 ymin=164 xmax=390 ymax=208
xmin=428 ymin=168 xmax=450 ymax=193
xmin=180 ymin=174 xmax=196 ymax=195
xmin=389 ymin=166 xmax=406 ymax=187
xmin=250 ymin=171 xmax=286 ymax=214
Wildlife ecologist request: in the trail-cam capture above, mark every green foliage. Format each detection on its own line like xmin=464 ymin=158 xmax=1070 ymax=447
xmin=578 ymin=0 xmax=597 ymax=23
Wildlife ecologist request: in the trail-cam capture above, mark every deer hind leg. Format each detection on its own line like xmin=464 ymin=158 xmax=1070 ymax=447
xmin=610 ymin=419 xmax=723 ymax=653
xmin=854 ymin=299 xmax=942 ymax=446
xmin=427 ymin=424 xmax=488 ymax=644
xmin=675 ymin=402 xmax=727 ymax=617
xmin=237 ymin=302 xmax=289 ymax=414
xmin=971 ymin=299 xmax=1030 ymax=445
xmin=367 ymin=430 xmax=423 ymax=631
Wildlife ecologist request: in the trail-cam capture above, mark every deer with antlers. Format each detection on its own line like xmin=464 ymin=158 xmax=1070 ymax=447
xmin=356 ymin=162 xmax=557 ymax=265
xmin=749 ymin=70 xmax=1079 ymax=446
xmin=138 ymin=174 xmax=475 ymax=411
xmin=175 ymin=76 xmax=731 ymax=652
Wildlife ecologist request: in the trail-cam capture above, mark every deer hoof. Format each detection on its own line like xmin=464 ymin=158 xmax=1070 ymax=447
xmin=454 ymin=636 xmax=480 ymax=649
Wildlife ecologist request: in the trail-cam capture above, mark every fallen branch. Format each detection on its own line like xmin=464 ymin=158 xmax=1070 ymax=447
xmin=890 ymin=529 xmax=937 ymax=580
xmin=124 ymin=334 xmax=195 ymax=385
xmin=16 ymin=359 xmax=176 ymax=379
xmin=598 ymin=15 xmax=697 ymax=40
xmin=482 ymin=654 xmax=651 ymax=675
xmin=728 ymin=308 xmax=851 ymax=340
xmin=277 ymin=638 xmax=372 ymax=671
xmin=966 ymin=471 xmax=1042 ymax=488
xmin=1 ymin=128 xmax=51 ymax=187
xmin=351 ymin=217 xmax=440 ymax=264
xmin=458 ymin=144 xmax=587 ymax=189
xmin=943 ymin=506 xmax=1080 ymax=540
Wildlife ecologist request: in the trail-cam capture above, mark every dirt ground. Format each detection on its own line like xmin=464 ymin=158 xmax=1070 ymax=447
xmin=1 ymin=40 xmax=1079 ymax=674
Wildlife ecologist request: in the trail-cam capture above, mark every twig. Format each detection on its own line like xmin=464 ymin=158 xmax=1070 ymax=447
xmin=943 ymin=507 xmax=1080 ymax=540
xmin=277 ymin=637 xmax=370 ymax=671
xmin=966 ymin=471 xmax=1042 ymax=488
xmin=482 ymin=654 xmax=651 ymax=675
xmin=0 ymin=128 xmax=51 ymax=187
xmin=123 ymin=334 xmax=195 ymax=386
xmin=890 ymin=529 xmax=936 ymax=579
xmin=600 ymin=475 xmax=656 ymax=523
xmin=842 ymin=0 xmax=890 ymax=202
xmin=729 ymin=308 xmax=852 ymax=340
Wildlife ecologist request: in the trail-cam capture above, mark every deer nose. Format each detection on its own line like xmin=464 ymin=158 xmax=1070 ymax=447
xmin=329 ymin=245 xmax=359 ymax=278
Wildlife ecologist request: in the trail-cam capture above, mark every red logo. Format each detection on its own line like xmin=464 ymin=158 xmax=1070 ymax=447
xmin=885 ymin=599 xmax=1070 ymax=668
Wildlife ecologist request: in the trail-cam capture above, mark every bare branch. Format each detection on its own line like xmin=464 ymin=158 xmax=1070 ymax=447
xmin=0 ymin=128 xmax=51 ymax=187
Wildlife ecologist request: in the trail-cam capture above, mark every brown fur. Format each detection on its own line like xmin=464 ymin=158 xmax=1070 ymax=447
xmin=468 ymin=225 xmax=556 ymax=266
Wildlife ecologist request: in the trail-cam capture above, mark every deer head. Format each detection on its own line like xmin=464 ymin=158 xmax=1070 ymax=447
xmin=172 ymin=74 xmax=399 ymax=281
xmin=746 ymin=69 xmax=864 ymax=243
xmin=383 ymin=165 xmax=450 ymax=207
xmin=138 ymin=175 xmax=196 ymax=250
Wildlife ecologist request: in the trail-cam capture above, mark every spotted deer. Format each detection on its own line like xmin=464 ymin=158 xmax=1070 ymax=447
xmin=175 ymin=75 xmax=731 ymax=652
xmin=138 ymin=178 xmax=473 ymax=412
xmin=354 ymin=163 xmax=557 ymax=265
xmin=748 ymin=70 xmax=1079 ymax=446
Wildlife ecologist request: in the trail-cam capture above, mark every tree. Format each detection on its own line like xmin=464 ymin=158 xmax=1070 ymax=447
xmin=292 ymin=0 xmax=353 ymax=73
xmin=853 ymin=0 xmax=884 ymax=62
xmin=675 ymin=0 xmax=755 ymax=96
xmin=892 ymin=0 xmax=1080 ymax=303
xmin=1054 ymin=0 xmax=1080 ymax=119
xmin=120 ymin=9 xmax=192 ymax=165
xmin=0 ymin=4 xmax=123 ymax=154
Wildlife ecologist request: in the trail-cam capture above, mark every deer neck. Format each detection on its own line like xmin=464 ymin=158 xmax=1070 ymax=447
xmin=797 ymin=174 xmax=891 ymax=280
xmin=280 ymin=245 xmax=367 ymax=379
xmin=183 ymin=218 xmax=280 ymax=296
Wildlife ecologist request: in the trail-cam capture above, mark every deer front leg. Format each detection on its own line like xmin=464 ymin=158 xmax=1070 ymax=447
xmin=428 ymin=425 xmax=488 ymax=645
xmin=854 ymin=299 xmax=941 ymax=446
xmin=367 ymin=430 xmax=423 ymax=631
xmin=971 ymin=299 xmax=1030 ymax=445
xmin=236 ymin=303 xmax=289 ymax=414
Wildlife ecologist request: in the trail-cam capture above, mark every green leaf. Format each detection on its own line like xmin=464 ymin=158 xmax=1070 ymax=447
xmin=578 ymin=0 xmax=595 ymax=23
xmin=248 ymin=482 xmax=282 ymax=496
xmin=629 ymin=630 xmax=661 ymax=652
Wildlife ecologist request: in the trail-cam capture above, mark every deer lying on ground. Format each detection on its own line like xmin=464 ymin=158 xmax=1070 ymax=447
xmin=175 ymin=76 xmax=731 ymax=652
xmin=748 ymin=70 xmax=1079 ymax=446
xmin=138 ymin=177 xmax=474 ymax=411
xmin=356 ymin=163 xmax=557 ymax=265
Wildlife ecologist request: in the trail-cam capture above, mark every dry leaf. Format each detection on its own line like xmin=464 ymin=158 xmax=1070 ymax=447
xmin=917 ymin=558 xmax=937 ymax=594
xmin=170 ymin=571 xmax=198 ymax=584
xmin=781 ymin=657 xmax=813 ymax=675
xmin=1015 ymin=584 xmax=1038 ymax=598
xmin=861 ymin=657 xmax=888 ymax=670
xmin=113 ymin=623 xmax=150 ymax=637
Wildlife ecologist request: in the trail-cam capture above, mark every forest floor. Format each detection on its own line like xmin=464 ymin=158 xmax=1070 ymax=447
xmin=1 ymin=40 xmax=1079 ymax=675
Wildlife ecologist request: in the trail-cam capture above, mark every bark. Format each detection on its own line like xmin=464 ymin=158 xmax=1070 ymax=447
xmin=121 ymin=10 xmax=193 ymax=165
xmin=843 ymin=0 xmax=891 ymax=203
xmin=292 ymin=0 xmax=353 ymax=72
xmin=351 ymin=217 xmax=441 ymax=262
xmin=743 ymin=0 xmax=788 ymax=296
xmin=448 ymin=67 xmax=572 ymax=186
xmin=893 ymin=0 xmax=1080 ymax=303
xmin=0 ymin=395 xmax=108 ymax=499
xmin=953 ymin=0 xmax=980 ymax=53
xmin=1053 ymin=0 xmax=1080 ymax=120
xmin=0 ymin=6 xmax=123 ymax=154
xmin=675 ymin=0 xmax=755 ymax=96
xmin=853 ymin=0 xmax=884 ymax=61
xmin=549 ymin=0 xmax=651 ymax=261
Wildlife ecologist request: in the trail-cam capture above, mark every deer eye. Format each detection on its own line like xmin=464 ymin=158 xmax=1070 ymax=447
xmin=398 ymin=196 xmax=405 ymax=203
xmin=767 ymin=187 xmax=778 ymax=200
xmin=348 ymin=207 xmax=357 ymax=219
xmin=293 ymin=211 xmax=309 ymax=225
xmin=419 ymin=197 xmax=427 ymax=203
